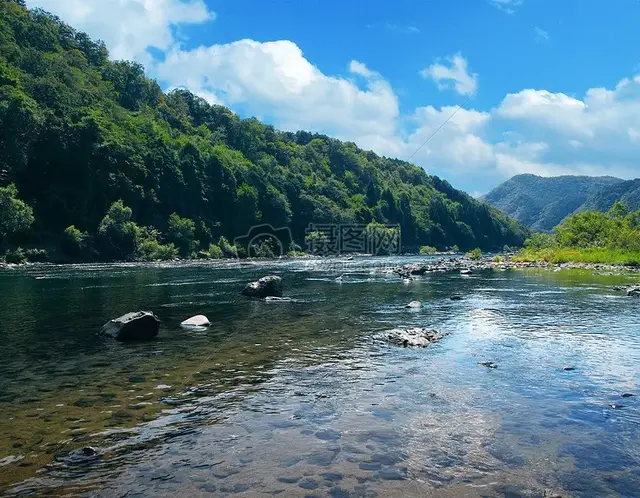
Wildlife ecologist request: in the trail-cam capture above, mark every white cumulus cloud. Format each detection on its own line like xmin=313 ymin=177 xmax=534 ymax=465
xmin=420 ymin=53 xmax=478 ymax=96
xmin=27 ymin=0 xmax=214 ymax=65
xmin=155 ymin=40 xmax=400 ymax=141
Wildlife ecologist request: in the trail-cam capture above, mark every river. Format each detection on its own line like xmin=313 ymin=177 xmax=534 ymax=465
xmin=0 ymin=256 xmax=639 ymax=497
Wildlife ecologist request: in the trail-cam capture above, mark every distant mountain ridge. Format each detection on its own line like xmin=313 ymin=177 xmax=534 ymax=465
xmin=483 ymin=174 xmax=640 ymax=231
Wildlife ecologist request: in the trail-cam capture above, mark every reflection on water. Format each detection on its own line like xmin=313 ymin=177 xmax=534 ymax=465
xmin=0 ymin=257 xmax=639 ymax=497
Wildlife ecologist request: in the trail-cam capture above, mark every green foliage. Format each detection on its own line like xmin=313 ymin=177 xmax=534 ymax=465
xmin=206 ymin=243 xmax=223 ymax=259
xmin=136 ymin=238 xmax=178 ymax=261
xmin=4 ymin=246 xmax=26 ymax=264
xmin=0 ymin=184 xmax=34 ymax=244
xmin=135 ymin=226 xmax=178 ymax=261
xmin=218 ymin=236 xmax=238 ymax=258
xmin=166 ymin=213 xmax=198 ymax=257
xmin=419 ymin=245 xmax=437 ymax=255
xmin=304 ymin=231 xmax=329 ymax=255
xmin=465 ymin=248 xmax=482 ymax=260
xmin=524 ymin=233 xmax=557 ymax=250
xmin=62 ymin=225 xmax=90 ymax=259
xmin=0 ymin=5 xmax=528 ymax=262
xmin=450 ymin=245 xmax=460 ymax=253
xmin=96 ymin=200 xmax=140 ymax=261
xmin=24 ymin=247 xmax=48 ymax=262
xmin=365 ymin=222 xmax=400 ymax=256
xmin=518 ymin=202 xmax=640 ymax=265
xmin=251 ymin=239 xmax=276 ymax=258
xmin=492 ymin=255 xmax=506 ymax=263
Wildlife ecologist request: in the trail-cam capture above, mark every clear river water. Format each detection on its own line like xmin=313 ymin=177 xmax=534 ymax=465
xmin=0 ymin=256 xmax=639 ymax=497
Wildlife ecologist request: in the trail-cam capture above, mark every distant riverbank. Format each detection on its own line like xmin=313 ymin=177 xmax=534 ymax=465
xmin=513 ymin=248 xmax=640 ymax=267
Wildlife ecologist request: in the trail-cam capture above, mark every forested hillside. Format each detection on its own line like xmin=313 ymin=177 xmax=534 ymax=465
xmin=484 ymin=174 xmax=625 ymax=232
xmin=579 ymin=179 xmax=640 ymax=214
xmin=0 ymin=1 xmax=527 ymax=262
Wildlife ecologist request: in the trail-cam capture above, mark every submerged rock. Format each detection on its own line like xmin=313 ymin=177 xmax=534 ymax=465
xmin=402 ymin=264 xmax=428 ymax=276
xmin=405 ymin=301 xmax=422 ymax=308
xmin=478 ymin=361 xmax=498 ymax=369
xmin=386 ymin=328 xmax=447 ymax=348
xmin=80 ymin=446 xmax=97 ymax=457
xmin=450 ymin=295 xmax=463 ymax=301
xmin=621 ymin=393 xmax=635 ymax=398
xmin=242 ymin=275 xmax=283 ymax=298
xmin=180 ymin=315 xmax=210 ymax=328
xmin=100 ymin=311 xmax=159 ymax=342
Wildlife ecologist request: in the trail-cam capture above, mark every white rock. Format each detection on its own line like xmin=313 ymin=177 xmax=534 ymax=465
xmin=265 ymin=296 xmax=293 ymax=303
xmin=405 ymin=301 xmax=422 ymax=308
xmin=180 ymin=315 xmax=210 ymax=328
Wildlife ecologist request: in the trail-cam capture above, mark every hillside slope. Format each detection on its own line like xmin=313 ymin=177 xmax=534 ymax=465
xmin=484 ymin=174 xmax=625 ymax=231
xmin=580 ymin=179 xmax=640 ymax=213
xmin=0 ymin=1 xmax=527 ymax=259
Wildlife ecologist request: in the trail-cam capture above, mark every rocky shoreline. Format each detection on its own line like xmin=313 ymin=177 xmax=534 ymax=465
xmin=380 ymin=256 xmax=640 ymax=279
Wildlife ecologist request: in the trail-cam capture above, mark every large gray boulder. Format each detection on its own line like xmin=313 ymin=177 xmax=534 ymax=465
xmin=100 ymin=311 xmax=160 ymax=342
xmin=242 ymin=275 xmax=283 ymax=298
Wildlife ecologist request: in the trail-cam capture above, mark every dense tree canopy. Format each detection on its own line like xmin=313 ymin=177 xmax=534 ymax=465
xmin=0 ymin=1 xmax=527 ymax=262
xmin=522 ymin=201 xmax=640 ymax=256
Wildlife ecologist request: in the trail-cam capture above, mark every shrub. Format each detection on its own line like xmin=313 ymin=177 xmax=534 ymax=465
xmin=62 ymin=225 xmax=90 ymax=257
xmin=218 ymin=236 xmax=238 ymax=258
xmin=450 ymin=245 xmax=460 ymax=253
xmin=25 ymin=248 xmax=48 ymax=262
xmin=207 ymin=243 xmax=223 ymax=259
xmin=251 ymin=239 xmax=276 ymax=258
xmin=137 ymin=238 xmax=178 ymax=261
xmin=465 ymin=248 xmax=482 ymax=260
xmin=4 ymin=247 xmax=26 ymax=264
xmin=419 ymin=245 xmax=437 ymax=255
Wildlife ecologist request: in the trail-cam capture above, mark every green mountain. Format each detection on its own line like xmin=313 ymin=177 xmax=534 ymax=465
xmin=0 ymin=1 xmax=527 ymax=261
xmin=579 ymin=179 xmax=640 ymax=213
xmin=483 ymin=174 xmax=626 ymax=232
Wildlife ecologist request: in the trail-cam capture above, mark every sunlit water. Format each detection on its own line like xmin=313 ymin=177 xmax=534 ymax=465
xmin=1 ymin=256 xmax=639 ymax=497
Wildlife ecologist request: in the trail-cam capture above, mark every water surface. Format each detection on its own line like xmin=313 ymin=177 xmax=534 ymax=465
xmin=1 ymin=257 xmax=639 ymax=497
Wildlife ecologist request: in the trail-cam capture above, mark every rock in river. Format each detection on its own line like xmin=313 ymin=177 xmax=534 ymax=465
xmin=626 ymin=286 xmax=640 ymax=297
xmin=100 ymin=311 xmax=159 ymax=342
xmin=242 ymin=275 xmax=283 ymax=298
xmin=386 ymin=328 xmax=447 ymax=348
xmin=180 ymin=315 xmax=210 ymax=328
xmin=405 ymin=301 xmax=422 ymax=308
xmin=478 ymin=361 xmax=498 ymax=369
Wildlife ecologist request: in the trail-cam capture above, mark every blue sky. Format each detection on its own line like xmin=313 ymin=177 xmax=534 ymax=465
xmin=29 ymin=0 xmax=640 ymax=195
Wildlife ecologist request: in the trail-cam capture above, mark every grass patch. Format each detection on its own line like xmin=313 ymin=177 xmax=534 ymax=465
xmin=513 ymin=248 xmax=640 ymax=266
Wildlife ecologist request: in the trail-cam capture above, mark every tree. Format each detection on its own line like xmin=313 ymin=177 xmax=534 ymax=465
xmin=166 ymin=213 xmax=198 ymax=257
xmin=96 ymin=200 xmax=140 ymax=261
xmin=609 ymin=201 xmax=630 ymax=219
xmin=0 ymin=184 xmax=34 ymax=246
